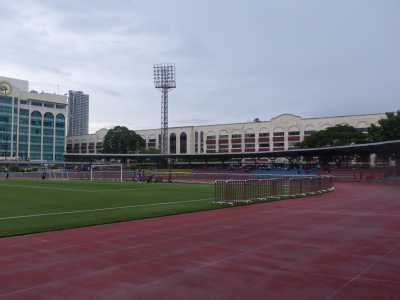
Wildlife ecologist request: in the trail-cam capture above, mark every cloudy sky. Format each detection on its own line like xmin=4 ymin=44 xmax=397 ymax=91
xmin=1 ymin=0 xmax=399 ymax=132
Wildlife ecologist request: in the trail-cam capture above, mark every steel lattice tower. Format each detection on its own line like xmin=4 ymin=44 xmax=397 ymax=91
xmin=153 ymin=64 xmax=176 ymax=154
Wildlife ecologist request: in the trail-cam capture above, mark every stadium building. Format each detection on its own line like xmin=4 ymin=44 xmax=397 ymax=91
xmin=66 ymin=113 xmax=385 ymax=155
xmin=0 ymin=76 xmax=67 ymax=161
xmin=66 ymin=128 xmax=108 ymax=154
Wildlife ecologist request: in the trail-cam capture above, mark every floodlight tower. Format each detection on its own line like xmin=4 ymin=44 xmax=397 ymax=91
xmin=153 ymin=64 xmax=176 ymax=154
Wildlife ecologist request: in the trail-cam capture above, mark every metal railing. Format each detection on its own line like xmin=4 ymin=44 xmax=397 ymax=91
xmin=215 ymin=176 xmax=334 ymax=205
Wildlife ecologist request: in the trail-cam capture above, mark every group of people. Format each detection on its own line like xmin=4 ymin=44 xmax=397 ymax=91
xmin=133 ymin=169 xmax=146 ymax=182
xmin=132 ymin=169 xmax=164 ymax=183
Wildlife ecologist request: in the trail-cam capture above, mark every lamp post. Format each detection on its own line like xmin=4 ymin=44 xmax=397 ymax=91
xmin=153 ymin=64 xmax=176 ymax=155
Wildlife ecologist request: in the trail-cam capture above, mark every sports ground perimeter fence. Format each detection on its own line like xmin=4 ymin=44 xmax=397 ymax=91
xmin=0 ymin=170 xmax=322 ymax=183
xmin=214 ymin=176 xmax=334 ymax=205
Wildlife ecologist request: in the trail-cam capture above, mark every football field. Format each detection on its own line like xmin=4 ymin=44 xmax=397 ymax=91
xmin=0 ymin=180 xmax=215 ymax=237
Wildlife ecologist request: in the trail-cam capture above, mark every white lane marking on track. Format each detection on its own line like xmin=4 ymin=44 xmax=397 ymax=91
xmin=0 ymin=198 xmax=214 ymax=221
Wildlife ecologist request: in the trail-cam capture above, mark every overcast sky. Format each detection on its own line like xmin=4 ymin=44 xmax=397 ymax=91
xmin=1 ymin=0 xmax=399 ymax=132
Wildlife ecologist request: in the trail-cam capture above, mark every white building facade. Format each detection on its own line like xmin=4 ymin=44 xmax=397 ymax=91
xmin=0 ymin=76 xmax=67 ymax=161
xmin=66 ymin=113 xmax=385 ymax=155
xmin=66 ymin=128 xmax=108 ymax=154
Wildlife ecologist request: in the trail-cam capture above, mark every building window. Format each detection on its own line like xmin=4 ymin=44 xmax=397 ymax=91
xmin=44 ymin=102 xmax=55 ymax=108
xmin=96 ymin=142 xmax=103 ymax=153
xmin=273 ymin=142 xmax=285 ymax=151
xmin=273 ymin=132 xmax=285 ymax=141
xmin=180 ymin=132 xmax=187 ymax=154
xmin=206 ymin=135 xmax=216 ymax=153
xmin=231 ymin=134 xmax=242 ymax=152
xmin=273 ymin=132 xmax=285 ymax=151
xmin=245 ymin=133 xmax=255 ymax=152
xmin=218 ymin=134 xmax=229 ymax=153
xmin=18 ymin=109 xmax=29 ymax=159
xmin=200 ymin=131 xmax=204 ymax=153
xmin=55 ymin=114 xmax=65 ymax=161
xmin=30 ymin=100 xmax=43 ymax=107
xmin=30 ymin=111 xmax=42 ymax=160
xmin=81 ymin=143 xmax=87 ymax=154
xmin=88 ymin=143 xmax=95 ymax=153
xmin=147 ymin=138 xmax=156 ymax=150
xmin=258 ymin=132 xmax=270 ymax=152
xmin=288 ymin=131 xmax=300 ymax=149
xmin=0 ymin=96 xmax=12 ymax=157
xmin=195 ymin=131 xmax=199 ymax=153
xmin=43 ymin=112 xmax=54 ymax=161
xmin=169 ymin=133 xmax=176 ymax=154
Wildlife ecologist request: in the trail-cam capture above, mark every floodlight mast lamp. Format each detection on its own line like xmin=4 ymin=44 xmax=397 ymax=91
xmin=153 ymin=64 xmax=176 ymax=155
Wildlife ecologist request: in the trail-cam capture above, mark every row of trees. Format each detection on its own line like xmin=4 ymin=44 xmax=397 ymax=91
xmin=299 ymin=111 xmax=400 ymax=148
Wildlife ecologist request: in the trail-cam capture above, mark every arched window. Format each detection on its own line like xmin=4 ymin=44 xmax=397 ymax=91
xmin=18 ymin=109 xmax=29 ymax=159
xmin=0 ymin=96 xmax=12 ymax=157
xmin=30 ymin=111 xmax=42 ymax=160
xmin=43 ymin=112 xmax=54 ymax=161
xmin=55 ymin=114 xmax=65 ymax=161
xmin=180 ymin=132 xmax=187 ymax=154
xmin=169 ymin=133 xmax=176 ymax=154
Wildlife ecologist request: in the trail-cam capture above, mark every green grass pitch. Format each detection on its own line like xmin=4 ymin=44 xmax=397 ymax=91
xmin=0 ymin=180 xmax=215 ymax=238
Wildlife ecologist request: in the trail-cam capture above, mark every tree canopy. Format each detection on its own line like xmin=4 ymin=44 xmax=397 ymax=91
xmin=299 ymin=111 xmax=400 ymax=149
xmin=103 ymin=126 xmax=145 ymax=154
xmin=299 ymin=124 xmax=367 ymax=148
xmin=368 ymin=111 xmax=400 ymax=142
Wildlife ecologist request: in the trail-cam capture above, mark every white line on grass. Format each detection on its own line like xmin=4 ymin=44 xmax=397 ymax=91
xmin=0 ymin=183 xmax=148 ymax=193
xmin=0 ymin=197 xmax=214 ymax=221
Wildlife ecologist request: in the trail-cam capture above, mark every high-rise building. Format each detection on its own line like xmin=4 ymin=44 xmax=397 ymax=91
xmin=0 ymin=76 xmax=67 ymax=161
xmin=68 ymin=90 xmax=89 ymax=136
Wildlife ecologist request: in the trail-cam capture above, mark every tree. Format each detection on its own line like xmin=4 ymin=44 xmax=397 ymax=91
xmin=368 ymin=111 xmax=400 ymax=165
xmin=299 ymin=124 xmax=367 ymax=148
xmin=368 ymin=111 xmax=400 ymax=142
xmin=103 ymin=126 xmax=145 ymax=154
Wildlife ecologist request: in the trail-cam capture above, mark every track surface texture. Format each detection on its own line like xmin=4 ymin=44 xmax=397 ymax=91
xmin=1 ymin=182 xmax=399 ymax=300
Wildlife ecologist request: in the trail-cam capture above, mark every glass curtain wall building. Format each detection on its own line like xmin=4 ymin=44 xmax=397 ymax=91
xmin=0 ymin=76 xmax=67 ymax=161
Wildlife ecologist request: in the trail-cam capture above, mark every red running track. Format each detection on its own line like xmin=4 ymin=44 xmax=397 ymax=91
xmin=1 ymin=183 xmax=400 ymax=300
